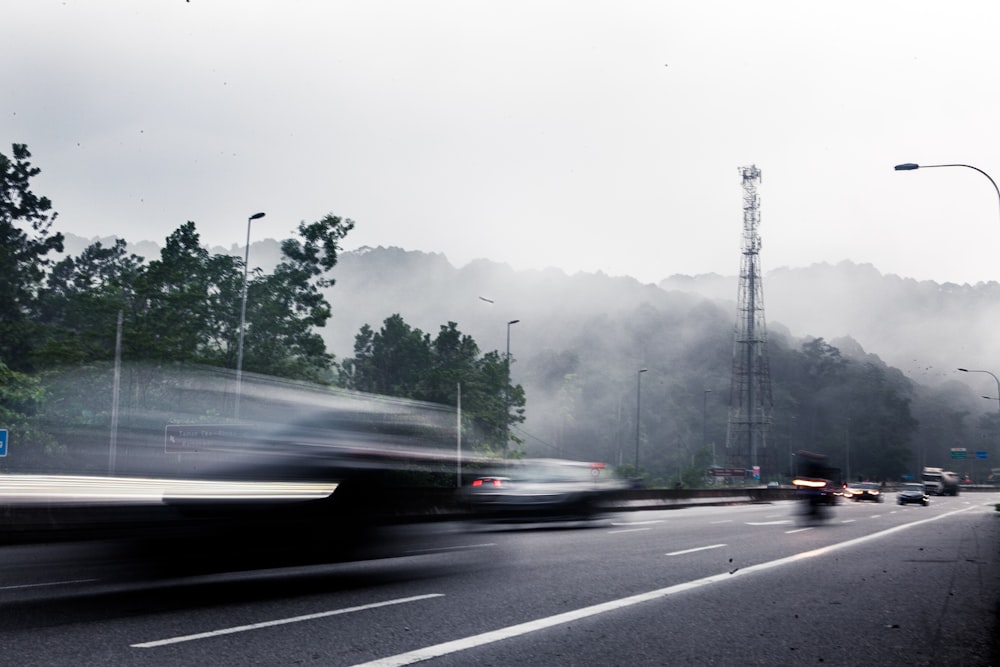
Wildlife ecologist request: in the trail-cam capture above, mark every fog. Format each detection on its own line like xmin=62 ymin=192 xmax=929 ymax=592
xmin=55 ymin=234 xmax=1000 ymax=484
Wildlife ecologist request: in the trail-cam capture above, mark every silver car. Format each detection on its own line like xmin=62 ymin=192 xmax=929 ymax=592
xmin=463 ymin=458 xmax=625 ymax=521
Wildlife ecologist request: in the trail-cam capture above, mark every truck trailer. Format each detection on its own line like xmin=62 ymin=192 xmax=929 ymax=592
xmin=921 ymin=467 xmax=960 ymax=496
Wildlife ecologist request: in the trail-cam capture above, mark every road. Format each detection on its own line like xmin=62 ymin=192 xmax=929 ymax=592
xmin=1 ymin=493 xmax=998 ymax=666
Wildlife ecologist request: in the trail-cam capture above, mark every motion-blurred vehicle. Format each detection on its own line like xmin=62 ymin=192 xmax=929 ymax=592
xmin=896 ymin=482 xmax=929 ymax=506
xmin=468 ymin=476 xmax=511 ymax=491
xmin=792 ymin=450 xmax=840 ymax=524
xmin=844 ymin=482 xmax=884 ymax=503
xmin=922 ymin=467 xmax=960 ymax=496
xmin=462 ymin=459 xmax=625 ymax=521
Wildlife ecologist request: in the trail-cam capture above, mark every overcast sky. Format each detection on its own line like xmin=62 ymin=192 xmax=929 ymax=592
xmin=5 ymin=1 xmax=1000 ymax=285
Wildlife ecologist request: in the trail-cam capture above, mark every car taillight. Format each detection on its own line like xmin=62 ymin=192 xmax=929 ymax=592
xmin=472 ymin=479 xmax=483 ymax=487
xmin=492 ymin=479 xmax=504 ymax=487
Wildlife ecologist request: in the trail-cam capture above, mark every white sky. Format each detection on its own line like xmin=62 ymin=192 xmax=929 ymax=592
xmin=5 ymin=0 xmax=1000 ymax=285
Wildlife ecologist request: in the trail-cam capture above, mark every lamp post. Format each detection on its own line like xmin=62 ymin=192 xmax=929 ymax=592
xmin=703 ymin=389 xmax=713 ymax=465
xmin=634 ymin=368 xmax=648 ymax=469
xmin=894 ymin=163 xmax=1000 ymax=219
xmin=503 ymin=319 xmax=520 ymax=461
xmin=958 ymin=367 xmax=1000 ymax=413
xmin=235 ymin=211 xmax=266 ymax=418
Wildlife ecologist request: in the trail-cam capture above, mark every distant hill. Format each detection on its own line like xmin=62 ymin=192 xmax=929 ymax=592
xmin=661 ymin=263 xmax=1000 ymax=386
xmin=60 ymin=233 xmax=1000 ymax=388
xmin=325 ymin=248 xmax=1000 ymax=391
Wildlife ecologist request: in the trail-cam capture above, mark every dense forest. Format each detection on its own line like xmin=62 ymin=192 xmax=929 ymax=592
xmin=6 ymin=143 xmax=1000 ymax=486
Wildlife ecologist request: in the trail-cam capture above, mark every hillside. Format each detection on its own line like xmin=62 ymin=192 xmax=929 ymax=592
xmin=325 ymin=248 xmax=1000 ymax=393
xmin=61 ymin=233 xmax=1000 ymax=388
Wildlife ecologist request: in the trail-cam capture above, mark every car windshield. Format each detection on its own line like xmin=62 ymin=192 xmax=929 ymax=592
xmin=902 ymin=484 xmax=924 ymax=491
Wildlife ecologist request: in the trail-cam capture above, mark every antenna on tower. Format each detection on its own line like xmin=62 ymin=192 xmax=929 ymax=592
xmin=725 ymin=165 xmax=773 ymax=480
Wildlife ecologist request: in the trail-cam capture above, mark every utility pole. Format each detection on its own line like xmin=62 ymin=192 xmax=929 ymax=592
xmin=725 ymin=165 xmax=773 ymax=480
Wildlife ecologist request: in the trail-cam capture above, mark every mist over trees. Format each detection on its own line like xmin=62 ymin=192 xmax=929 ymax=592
xmin=5 ymin=142 xmax=1000 ymax=485
xmin=315 ymin=246 xmax=999 ymax=486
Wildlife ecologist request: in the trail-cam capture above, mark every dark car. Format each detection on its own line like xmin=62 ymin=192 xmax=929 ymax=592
xmin=897 ymin=482 xmax=929 ymax=506
xmin=793 ymin=477 xmax=839 ymax=506
xmin=844 ymin=482 xmax=884 ymax=503
xmin=462 ymin=459 xmax=625 ymax=521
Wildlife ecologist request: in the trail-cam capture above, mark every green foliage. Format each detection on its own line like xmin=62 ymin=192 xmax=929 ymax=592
xmin=35 ymin=239 xmax=143 ymax=366
xmin=237 ymin=215 xmax=354 ymax=381
xmin=0 ymin=144 xmax=64 ymax=371
xmin=29 ymin=212 xmax=354 ymax=383
xmin=340 ymin=315 xmax=525 ymax=456
xmin=0 ymin=360 xmax=59 ymax=466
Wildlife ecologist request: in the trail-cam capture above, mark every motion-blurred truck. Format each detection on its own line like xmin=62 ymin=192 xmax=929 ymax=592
xmin=921 ymin=467 xmax=959 ymax=496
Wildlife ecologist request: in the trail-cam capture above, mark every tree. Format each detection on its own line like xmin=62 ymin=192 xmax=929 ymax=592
xmin=129 ymin=222 xmax=224 ymax=363
xmin=0 ymin=360 xmax=59 ymax=469
xmin=89 ymin=215 xmax=353 ymax=381
xmin=340 ymin=315 xmax=526 ymax=456
xmin=0 ymin=144 xmax=63 ymax=371
xmin=34 ymin=239 xmax=144 ymax=366
xmin=240 ymin=215 xmax=355 ymax=381
xmin=346 ymin=315 xmax=432 ymax=396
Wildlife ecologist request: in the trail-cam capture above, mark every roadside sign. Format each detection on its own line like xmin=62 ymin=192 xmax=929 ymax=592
xmin=709 ymin=467 xmax=746 ymax=477
xmin=975 ymin=450 xmax=988 ymax=460
xmin=950 ymin=448 xmax=967 ymax=460
xmin=0 ymin=429 xmax=6 ymax=457
xmin=164 ymin=424 xmax=255 ymax=453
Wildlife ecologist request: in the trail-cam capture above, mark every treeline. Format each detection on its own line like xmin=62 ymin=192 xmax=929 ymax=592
xmin=338 ymin=315 xmax=525 ymax=456
xmin=0 ymin=144 xmax=522 ymax=471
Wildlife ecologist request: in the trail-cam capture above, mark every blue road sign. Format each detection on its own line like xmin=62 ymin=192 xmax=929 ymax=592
xmin=976 ymin=450 xmax=989 ymax=460
xmin=0 ymin=429 xmax=7 ymax=457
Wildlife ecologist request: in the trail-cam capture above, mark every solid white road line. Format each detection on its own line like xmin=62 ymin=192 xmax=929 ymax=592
xmin=610 ymin=519 xmax=664 ymax=526
xmin=352 ymin=505 xmax=978 ymax=667
xmin=403 ymin=543 xmax=496 ymax=554
xmin=131 ymin=594 xmax=444 ymax=648
xmin=608 ymin=527 xmax=652 ymax=535
xmin=666 ymin=544 xmax=727 ymax=556
xmin=0 ymin=578 xmax=97 ymax=591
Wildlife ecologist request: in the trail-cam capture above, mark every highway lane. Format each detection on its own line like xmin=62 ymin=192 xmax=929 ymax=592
xmin=0 ymin=493 xmax=997 ymax=666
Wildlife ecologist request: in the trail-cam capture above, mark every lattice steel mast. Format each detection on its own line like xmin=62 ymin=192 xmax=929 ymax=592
xmin=725 ymin=165 xmax=773 ymax=475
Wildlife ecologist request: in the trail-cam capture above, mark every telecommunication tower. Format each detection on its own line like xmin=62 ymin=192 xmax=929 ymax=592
xmin=725 ymin=165 xmax=773 ymax=475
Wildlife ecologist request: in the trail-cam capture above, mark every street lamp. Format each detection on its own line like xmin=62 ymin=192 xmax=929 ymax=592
xmin=635 ymin=368 xmax=648 ymax=469
xmin=703 ymin=389 xmax=713 ymax=465
xmin=503 ymin=319 xmax=520 ymax=461
xmin=894 ymin=163 xmax=1000 ymax=219
xmin=235 ymin=211 xmax=266 ymax=418
xmin=958 ymin=367 xmax=1000 ymax=412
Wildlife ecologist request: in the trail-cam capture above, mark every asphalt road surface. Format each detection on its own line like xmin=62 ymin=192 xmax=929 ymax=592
xmin=1 ymin=493 xmax=998 ymax=666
